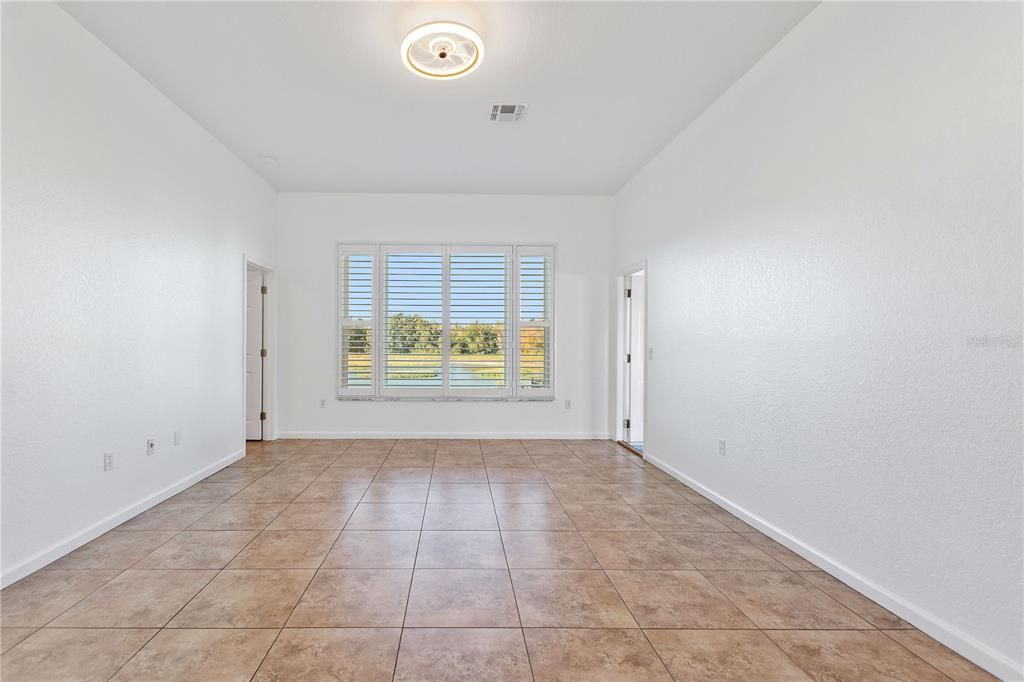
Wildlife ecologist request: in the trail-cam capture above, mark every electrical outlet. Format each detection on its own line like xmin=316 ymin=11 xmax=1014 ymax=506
xmin=564 ymin=399 xmax=572 ymax=409
xmin=146 ymin=439 xmax=156 ymax=456
xmin=320 ymin=399 xmax=326 ymax=408
xmin=103 ymin=452 xmax=114 ymax=471
xmin=718 ymin=439 xmax=726 ymax=456
xmin=173 ymin=431 xmax=181 ymax=446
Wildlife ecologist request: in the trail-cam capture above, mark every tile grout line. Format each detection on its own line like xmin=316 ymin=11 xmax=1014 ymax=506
xmin=204 ymin=438 xmax=325 ymax=565
xmin=101 ymin=561 xmax=224 ymax=680
xmin=24 ymin=454 xmax=273 ymax=634
xmin=64 ymin=436 xmax=288 ymax=679
xmin=672 ymin=485 xmax=915 ymax=682
xmin=573 ymin=514 xmax=674 ymax=678
xmin=875 ymin=630 xmax=957 ymax=681
xmin=26 ymin=567 xmax=129 ymax=631
xmin=491 ymin=446 xmax=537 ymax=682
xmin=4 ymin=439 xmax=967 ymax=680
xmin=684 ymin=557 xmax=815 ymax=680
xmin=31 ymin=624 xmax=943 ymax=631
xmin=389 ymin=438 xmax=432 ymax=682
xmin=598 ymin=458 xmax=796 ymax=676
xmin=26 ymin=624 xmax=942 ymax=631
xmin=565 ymin=437 xmax=692 ymax=680
xmin=102 ymin=438 xmax=309 ymax=681
xmin=248 ymin=438 xmax=361 ymax=681
xmin=115 ymin=438 xmax=314 ymax=682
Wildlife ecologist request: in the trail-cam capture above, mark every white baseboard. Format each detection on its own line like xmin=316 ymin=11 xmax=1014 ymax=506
xmin=643 ymin=452 xmax=1023 ymax=682
xmin=1 ymin=448 xmax=245 ymax=588
xmin=278 ymin=431 xmax=613 ymax=440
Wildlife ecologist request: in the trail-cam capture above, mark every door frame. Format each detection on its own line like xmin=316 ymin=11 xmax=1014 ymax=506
xmin=243 ymin=255 xmax=277 ymax=442
xmin=615 ymin=260 xmax=647 ymax=447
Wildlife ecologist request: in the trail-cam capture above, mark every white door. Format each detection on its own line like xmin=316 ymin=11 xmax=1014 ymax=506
xmin=624 ymin=270 xmax=646 ymax=447
xmin=245 ymin=267 xmax=264 ymax=440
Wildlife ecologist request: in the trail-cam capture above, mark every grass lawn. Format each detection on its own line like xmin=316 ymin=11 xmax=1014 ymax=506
xmin=342 ymin=353 xmax=544 ymax=385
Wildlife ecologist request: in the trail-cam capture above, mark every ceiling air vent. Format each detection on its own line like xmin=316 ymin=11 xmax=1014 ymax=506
xmin=490 ymin=104 xmax=527 ymax=122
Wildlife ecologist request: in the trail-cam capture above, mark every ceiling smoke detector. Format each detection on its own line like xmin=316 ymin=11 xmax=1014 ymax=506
xmin=401 ymin=22 xmax=484 ymax=80
xmin=490 ymin=104 xmax=527 ymax=122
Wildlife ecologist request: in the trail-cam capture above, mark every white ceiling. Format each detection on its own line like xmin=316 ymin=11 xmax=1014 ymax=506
xmin=62 ymin=1 xmax=816 ymax=195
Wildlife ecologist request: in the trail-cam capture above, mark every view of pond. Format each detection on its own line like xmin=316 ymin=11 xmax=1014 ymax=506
xmin=343 ymin=352 xmax=547 ymax=388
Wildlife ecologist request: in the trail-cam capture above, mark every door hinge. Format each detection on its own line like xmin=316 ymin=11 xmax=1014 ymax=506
xmin=625 ymin=353 xmax=631 ymax=364
xmin=260 ymin=348 xmax=268 ymax=358
xmin=259 ymin=411 xmax=267 ymax=421
xmin=625 ymin=288 xmax=632 ymax=298
xmin=260 ymin=285 xmax=268 ymax=295
xmin=623 ymin=418 xmax=631 ymax=429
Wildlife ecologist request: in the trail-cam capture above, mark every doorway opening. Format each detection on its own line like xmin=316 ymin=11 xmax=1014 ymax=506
xmin=245 ymin=260 xmax=271 ymax=441
xmin=619 ymin=265 xmax=646 ymax=454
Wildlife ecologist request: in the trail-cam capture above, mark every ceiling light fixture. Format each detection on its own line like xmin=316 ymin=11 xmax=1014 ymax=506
xmin=401 ymin=21 xmax=484 ymax=80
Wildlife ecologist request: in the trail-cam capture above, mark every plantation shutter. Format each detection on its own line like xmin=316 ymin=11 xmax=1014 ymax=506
xmin=381 ymin=245 xmax=444 ymax=397
xmin=337 ymin=245 xmax=375 ymax=396
xmin=338 ymin=243 xmax=554 ymax=400
xmin=517 ymin=246 xmax=554 ymax=397
xmin=448 ymin=246 xmax=511 ymax=397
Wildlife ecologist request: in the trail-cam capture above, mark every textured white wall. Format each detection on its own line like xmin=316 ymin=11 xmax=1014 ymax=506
xmin=275 ymin=193 xmax=614 ymax=438
xmin=613 ymin=2 xmax=1022 ymax=677
xmin=2 ymin=3 xmax=276 ymax=583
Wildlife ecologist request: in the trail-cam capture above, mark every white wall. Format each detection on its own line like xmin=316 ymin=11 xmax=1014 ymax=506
xmin=1 ymin=3 xmax=276 ymax=584
xmin=276 ymin=193 xmax=613 ymax=438
xmin=613 ymin=2 xmax=1022 ymax=678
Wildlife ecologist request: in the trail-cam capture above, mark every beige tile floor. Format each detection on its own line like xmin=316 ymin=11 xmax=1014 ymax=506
xmin=0 ymin=439 xmax=997 ymax=681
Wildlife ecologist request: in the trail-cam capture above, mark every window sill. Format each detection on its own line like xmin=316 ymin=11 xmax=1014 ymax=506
xmin=335 ymin=396 xmax=555 ymax=402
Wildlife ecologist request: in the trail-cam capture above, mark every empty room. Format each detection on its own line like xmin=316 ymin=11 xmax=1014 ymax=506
xmin=2 ymin=1 xmax=1021 ymax=680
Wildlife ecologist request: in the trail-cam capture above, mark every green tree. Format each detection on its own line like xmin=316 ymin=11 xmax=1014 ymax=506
xmin=387 ymin=313 xmax=440 ymax=353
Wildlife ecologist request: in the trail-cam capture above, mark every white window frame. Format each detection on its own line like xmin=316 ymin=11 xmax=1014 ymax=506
xmin=446 ymin=244 xmax=514 ymax=399
xmin=516 ymin=244 xmax=556 ymax=399
xmin=378 ymin=243 xmax=446 ymax=399
xmin=336 ymin=242 xmax=555 ymax=401
xmin=336 ymin=244 xmax=376 ymax=398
